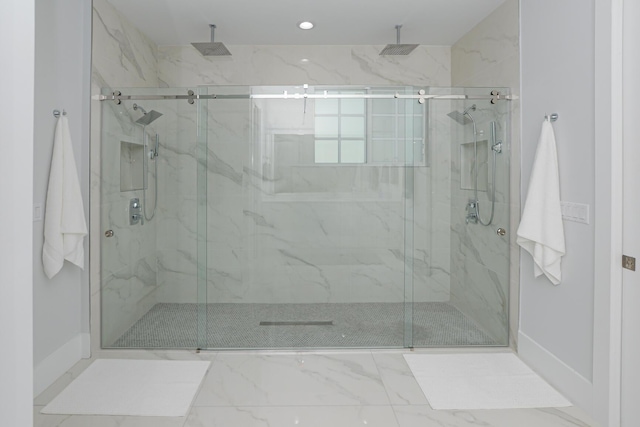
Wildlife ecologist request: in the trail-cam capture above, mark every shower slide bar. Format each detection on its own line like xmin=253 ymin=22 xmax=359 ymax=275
xmin=95 ymin=90 xmax=515 ymax=104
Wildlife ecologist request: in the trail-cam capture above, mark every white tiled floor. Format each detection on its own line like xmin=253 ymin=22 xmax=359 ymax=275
xmin=34 ymin=350 xmax=598 ymax=427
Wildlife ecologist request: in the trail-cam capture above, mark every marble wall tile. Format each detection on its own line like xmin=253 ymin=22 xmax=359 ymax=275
xmin=91 ymin=0 xmax=162 ymax=350
xmin=154 ymin=46 xmax=456 ymax=308
xmin=158 ymin=45 xmax=451 ymax=88
xmin=101 ymin=254 xmax=158 ymax=346
xmin=156 ymin=247 xmax=199 ymax=304
xmin=451 ymin=0 xmax=520 ymax=86
xmin=92 ymin=0 xmax=158 ymax=88
xmin=450 ymin=0 xmax=519 ymax=346
xmin=449 ymin=250 xmax=509 ymax=344
xmin=92 ymin=0 xmax=520 ymax=348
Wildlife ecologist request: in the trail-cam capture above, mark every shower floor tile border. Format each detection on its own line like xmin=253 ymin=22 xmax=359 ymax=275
xmin=110 ymin=302 xmax=499 ymax=349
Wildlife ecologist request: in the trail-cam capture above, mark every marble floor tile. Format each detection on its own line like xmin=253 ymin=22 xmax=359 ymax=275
xmin=184 ymin=406 xmax=400 ymax=427
xmin=34 ymin=406 xmax=186 ymax=427
xmin=194 ymin=352 xmax=390 ymax=406
xmin=372 ymin=353 xmax=429 ymax=406
xmin=392 ymin=405 xmax=597 ymax=427
xmin=34 ymin=359 xmax=93 ymax=406
xmin=33 ymin=350 xmax=598 ymax=427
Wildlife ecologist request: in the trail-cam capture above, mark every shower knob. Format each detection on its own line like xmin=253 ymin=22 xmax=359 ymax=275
xmin=105 ymin=230 xmax=114 ymax=238
xmin=496 ymin=228 xmax=506 ymax=236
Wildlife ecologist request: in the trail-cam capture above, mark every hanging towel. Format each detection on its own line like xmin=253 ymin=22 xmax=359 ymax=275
xmin=517 ymin=119 xmax=565 ymax=285
xmin=43 ymin=115 xmax=88 ymax=279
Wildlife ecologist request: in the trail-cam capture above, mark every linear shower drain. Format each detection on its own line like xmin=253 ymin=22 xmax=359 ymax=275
xmin=259 ymin=321 xmax=334 ymax=326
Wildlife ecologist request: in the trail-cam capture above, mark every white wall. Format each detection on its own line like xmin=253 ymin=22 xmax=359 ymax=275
xmin=519 ymin=0 xmax=596 ymax=409
xmin=33 ymin=0 xmax=92 ymax=396
xmin=0 ymin=0 xmax=35 ymax=424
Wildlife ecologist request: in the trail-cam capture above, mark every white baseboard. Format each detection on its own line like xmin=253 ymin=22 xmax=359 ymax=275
xmin=518 ymin=331 xmax=593 ymax=415
xmin=34 ymin=333 xmax=91 ymax=397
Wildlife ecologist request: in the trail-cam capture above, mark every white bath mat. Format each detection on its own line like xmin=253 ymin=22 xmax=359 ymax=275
xmin=403 ymin=353 xmax=572 ymax=410
xmin=41 ymin=359 xmax=210 ymax=416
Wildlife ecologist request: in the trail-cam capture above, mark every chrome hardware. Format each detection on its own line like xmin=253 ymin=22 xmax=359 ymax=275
xmin=187 ymin=90 xmax=195 ymax=105
xmin=53 ymin=109 xmax=67 ymax=118
xmin=149 ymin=134 xmax=159 ymax=159
xmin=104 ymin=230 xmax=114 ymax=238
xmin=112 ymin=90 xmax=122 ymax=105
xmin=623 ymin=255 xmax=636 ymax=271
xmin=490 ymin=90 xmax=499 ymax=104
xmin=545 ymin=113 xmax=559 ymax=122
xmin=417 ymin=89 xmax=426 ymax=104
xmin=130 ymin=198 xmax=143 ymax=225
xmin=497 ymin=228 xmax=506 ymax=236
xmin=466 ymin=199 xmax=478 ymax=224
xmin=492 ymin=141 xmax=502 ymax=153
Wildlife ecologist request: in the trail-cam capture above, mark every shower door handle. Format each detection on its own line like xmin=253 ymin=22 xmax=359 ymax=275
xmin=496 ymin=228 xmax=506 ymax=236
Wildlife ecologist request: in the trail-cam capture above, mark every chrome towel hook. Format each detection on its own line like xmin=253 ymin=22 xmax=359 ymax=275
xmin=53 ymin=109 xmax=67 ymax=118
xmin=545 ymin=113 xmax=558 ymax=122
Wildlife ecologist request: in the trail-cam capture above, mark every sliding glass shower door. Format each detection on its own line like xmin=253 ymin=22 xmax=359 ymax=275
xmin=99 ymin=85 xmax=511 ymax=350
xmin=200 ymin=85 xmax=418 ymax=348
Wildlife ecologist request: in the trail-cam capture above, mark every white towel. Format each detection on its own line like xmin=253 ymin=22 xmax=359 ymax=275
xmin=517 ymin=119 xmax=565 ymax=285
xmin=43 ymin=116 xmax=88 ymax=279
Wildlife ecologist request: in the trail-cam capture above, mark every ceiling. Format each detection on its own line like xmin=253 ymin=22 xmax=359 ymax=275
xmin=106 ymin=0 xmax=507 ymax=47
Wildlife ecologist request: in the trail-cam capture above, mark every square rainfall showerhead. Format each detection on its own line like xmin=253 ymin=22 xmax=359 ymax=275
xmin=191 ymin=42 xmax=232 ymax=56
xmin=379 ymin=44 xmax=419 ymax=55
xmin=379 ymin=25 xmax=419 ymax=56
xmin=191 ymin=24 xmax=232 ymax=56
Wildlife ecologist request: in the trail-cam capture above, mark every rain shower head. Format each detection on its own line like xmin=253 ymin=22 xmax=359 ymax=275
xmin=447 ymin=104 xmax=476 ymax=125
xmin=380 ymin=25 xmax=419 ymax=56
xmin=191 ymin=24 xmax=232 ymax=56
xmin=133 ymin=104 xmax=163 ymax=125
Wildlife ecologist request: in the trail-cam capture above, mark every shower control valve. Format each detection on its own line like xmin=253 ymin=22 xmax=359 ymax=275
xmin=466 ymin=199 xmax=478 ymax=224
xmin=130 ymin=198 xmax=143 ymax=225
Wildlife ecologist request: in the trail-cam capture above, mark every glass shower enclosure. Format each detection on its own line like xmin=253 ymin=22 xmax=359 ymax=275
xmin=99 ymin=85 xmax=510 ymax=350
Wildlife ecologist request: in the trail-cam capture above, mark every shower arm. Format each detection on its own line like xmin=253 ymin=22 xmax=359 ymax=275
xmin=209 ymin=24 xmax=216 ymax=42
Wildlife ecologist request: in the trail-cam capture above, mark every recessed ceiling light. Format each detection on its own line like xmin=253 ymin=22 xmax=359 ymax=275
xmin=298 ymin=21 xmax=314 ymax=30
xmin=300 ymin=58 xmax=310 ymax=63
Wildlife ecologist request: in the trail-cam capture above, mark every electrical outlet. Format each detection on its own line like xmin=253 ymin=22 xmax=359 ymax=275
xmin=560 ymin=201 xmax=589 ymax=224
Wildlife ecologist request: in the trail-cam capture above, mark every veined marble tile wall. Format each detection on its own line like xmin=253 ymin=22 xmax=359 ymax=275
xmin=91 ymin=0 xmax=161 ymax=346
xmin=450 ymin=0 xmax=520 ymax=345
xmin=155 ymin=47 xmax=453 ymax=304
xmin=91 ymin=0 xmax=519 ymax=345
xmin=157 ymin=45 xmax=451 ymax=87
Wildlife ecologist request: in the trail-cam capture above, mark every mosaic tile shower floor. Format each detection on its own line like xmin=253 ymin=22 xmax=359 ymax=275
xmin=111 ymin=302 xmax=498 ymax=349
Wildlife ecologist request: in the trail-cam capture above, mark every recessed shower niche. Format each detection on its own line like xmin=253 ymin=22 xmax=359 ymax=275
xmin=119 ymin=140 xmax=144 ymax=192
xmin=460 ymin=139 xmax=489 ymax=191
